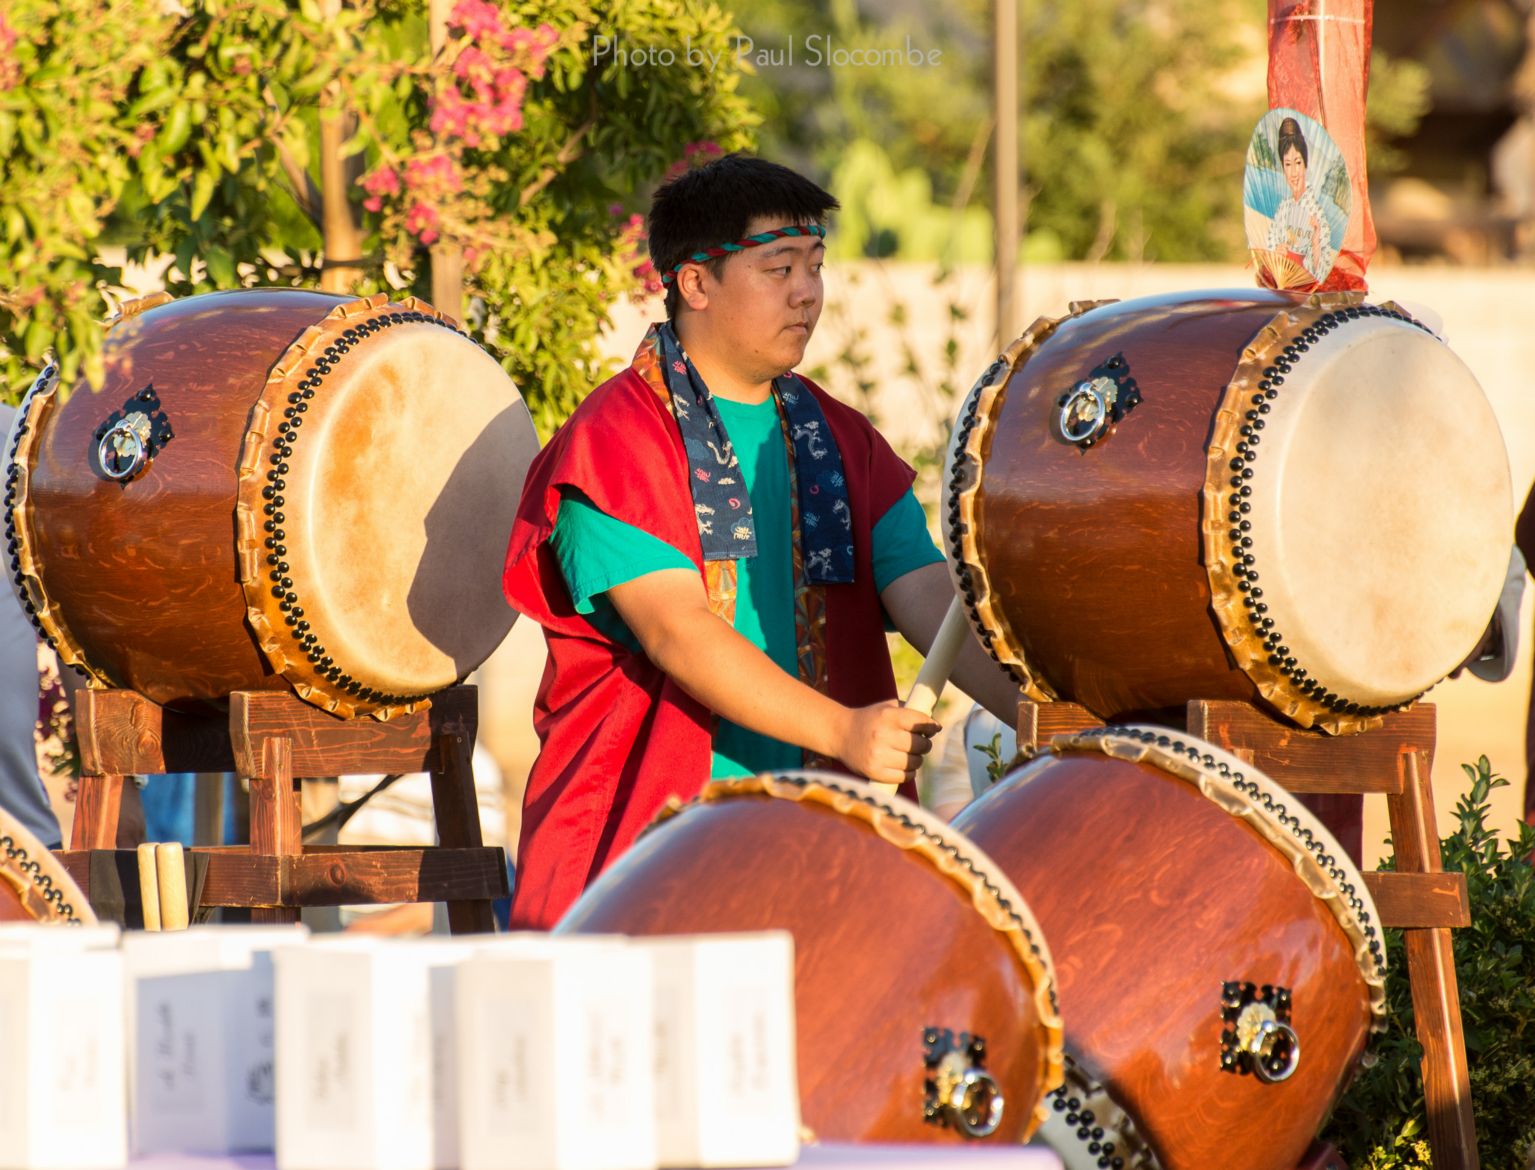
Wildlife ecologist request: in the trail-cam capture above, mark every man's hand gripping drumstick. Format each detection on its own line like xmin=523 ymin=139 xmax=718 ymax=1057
xmin=610 ymin=563 xmax=1014 ymax=794
xmin=866 ymin=597 xmax=970 ymax=799
xmin=608 ymin=567 xmax=939 ymax=788
xmin=875 ymin=566 xmax=1026 ymax=815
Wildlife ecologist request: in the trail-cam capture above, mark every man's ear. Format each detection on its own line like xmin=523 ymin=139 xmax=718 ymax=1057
xmin=676 ymin=263 xmax=710 ymax=312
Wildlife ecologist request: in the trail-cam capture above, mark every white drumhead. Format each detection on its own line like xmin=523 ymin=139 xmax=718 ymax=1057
xmin=1244 ymin=316 xmax=1511 ymax=705
xmin=284 ymin=321 xmax=539 ymax=695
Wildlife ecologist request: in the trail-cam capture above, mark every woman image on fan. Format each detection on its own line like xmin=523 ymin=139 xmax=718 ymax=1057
xmin=1265 ymin=117 xmax=1335 ymax=283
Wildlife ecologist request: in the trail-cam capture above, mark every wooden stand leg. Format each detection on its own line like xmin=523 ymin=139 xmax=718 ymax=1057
xmin=192 ymin=772 xmax=226 ymax=846
xmin=1389 ymin=749 xmax=1479 ymax=1170
xmin=298 ymin=779 xmax=342 ymax=934
xmin=431 ymin=731 xmax=497 ymax=935
xmin=248 ymin=736 xmax=301 ymax=926
xmin=70 ymin=774 xmax=125 ymax=850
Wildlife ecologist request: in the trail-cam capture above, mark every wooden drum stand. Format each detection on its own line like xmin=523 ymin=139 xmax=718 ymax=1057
xmin=1014 ymin=698 xmax=1478 ymax=1170
xmin=54 ymin=685 xmax=508 ymax=934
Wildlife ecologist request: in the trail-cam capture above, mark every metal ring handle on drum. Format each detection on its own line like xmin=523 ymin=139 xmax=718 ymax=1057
xmin=1247 ymin=1018 xmax=1301 ymax=1084
xmin=98 ymin=417 xmax=150 ymax=481
xmin=1057 ymin=380 xmax=1109 ymax=445
xmin=944 ymin=1068 xmax=1005 ymax=1137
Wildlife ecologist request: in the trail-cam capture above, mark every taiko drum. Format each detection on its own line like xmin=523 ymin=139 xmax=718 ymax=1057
xmin=953 ymin=726 xmax=1386 ymax=1170
xmin=0 ymin=807 xmax=94 ymax=926
xmin=5 ymin=289 xmax=539 ymax=718
xmin=560 ymin=772 xmax=1064 ymax=1145
xmin=944 ymin=289 xmax=1511 ymax=733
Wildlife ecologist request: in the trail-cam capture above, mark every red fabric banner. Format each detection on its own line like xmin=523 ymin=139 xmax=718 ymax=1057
xmin=1255 ymin=0 xmax=1375 ymax=292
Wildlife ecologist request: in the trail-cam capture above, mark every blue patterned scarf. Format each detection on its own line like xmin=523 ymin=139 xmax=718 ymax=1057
xmin=654 ymin=322 xmax=854 ymax=584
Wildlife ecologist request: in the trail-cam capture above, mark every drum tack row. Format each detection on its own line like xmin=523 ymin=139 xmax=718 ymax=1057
xmin=5 ymin=287 xmax=1510 ymax=1170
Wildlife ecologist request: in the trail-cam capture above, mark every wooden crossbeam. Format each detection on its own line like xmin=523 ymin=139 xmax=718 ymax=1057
xmin=60 ymin=686 xmax=502 ymax=935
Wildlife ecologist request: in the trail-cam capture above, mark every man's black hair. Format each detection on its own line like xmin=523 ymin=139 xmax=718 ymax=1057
xmin=647 ymin=153 xmax=838 ymax=319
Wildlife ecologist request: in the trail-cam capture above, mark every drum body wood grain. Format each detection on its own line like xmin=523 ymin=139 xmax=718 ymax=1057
xmin=560 ymin=773 xmax=1063 ymax=1145
xmin=945 ymin=290 xmax=1511 ymax=733
xmin=953 ymin=727 xmax=1385 ymax=1170
xmin=6 ymin=289 xmax=538 ymax=717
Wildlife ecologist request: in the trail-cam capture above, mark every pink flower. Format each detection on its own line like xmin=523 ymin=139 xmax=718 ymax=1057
xmin=0 ymin=17 xmax=19 ymax=91
xmin=359 ymin=166 xmax=401 ymax=213
xmin=404 ymin=154 xmax=462 ymax=193
xmin=405 ymin=201 xmax=441 ymax=244
xmin=500 ymin=22 xmax=559 ymax=75
xmin=448 ymin=0 xmax=504 ymax=41
xmin=432 ymin=13 xmax=554 ymax=149
xmin=672 ymin=361 xmax=686 ymax=374
xmin=362 ymin=166 xmax=401 ymax=195
xmin=634 ymin=259 xmax=662 ymax=296
xmin=728 ymin=498 xmax=741 ymax=509
xmin=126 ymin=121 xmax=156 ymax=158
xmin=613 ymin=212 xmax=662 ymax=298
xmin=429 ymin=67 xmax=526 ymax=146
xmin=453 ymin=46 xmax=493 ymax=82
xmin=665 ymin=141 xmax=727 ymax=181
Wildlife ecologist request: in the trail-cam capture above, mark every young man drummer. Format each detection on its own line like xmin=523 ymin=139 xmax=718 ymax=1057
xmin=502 ymin=154 xmax=1020 ymax=929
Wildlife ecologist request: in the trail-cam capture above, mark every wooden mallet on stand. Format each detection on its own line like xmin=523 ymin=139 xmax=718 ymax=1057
xmin=870 ymin=597 xmax=971 ymax=797
xmin=135 ymin=841 xmax=191 ymax=931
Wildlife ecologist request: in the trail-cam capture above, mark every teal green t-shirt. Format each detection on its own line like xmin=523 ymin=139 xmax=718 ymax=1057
xmin=549 ymin=396 xmax=942 ymax=777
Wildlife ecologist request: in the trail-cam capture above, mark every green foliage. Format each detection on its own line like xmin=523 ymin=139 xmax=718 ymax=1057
xmin=1250 ymin=124 xmax=1280 ymax=172
xmin=1326 ymin=757 xmax=1535 ymax=1170
xmin=975 ymin=730 xmax=1016 ymax=787
xmin=0 ymin=0 xmax=758 ymax=428
xmin=740 ymin=0 xmax=1429 ymax=264
xmin=1364 ymin=49 xmax=1432 ymax=173
xmin=800 ymin=261 xmax=972 ymax=509
xmin=1019 ymin=0 xmax=1259 ymax=263
xmin=826 ymin=138 xmax=990 ymax=263
xmin=1322 ymin=160 xmax=1351 ymax=213
xmin=0 ymin=0 xmax=177 ymax=390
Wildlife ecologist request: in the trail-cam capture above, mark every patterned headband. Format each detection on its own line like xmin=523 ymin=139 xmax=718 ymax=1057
xmin=659 ymin=224 xmax=827 ymax=285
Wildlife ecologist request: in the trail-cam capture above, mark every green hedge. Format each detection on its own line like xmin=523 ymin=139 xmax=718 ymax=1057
xmin=1325 ymin=757 xmax=1535 ymax=1170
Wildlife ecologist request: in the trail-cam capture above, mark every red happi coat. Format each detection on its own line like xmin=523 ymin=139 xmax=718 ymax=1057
xmin=502 ymin=356 xmax=917 ymax=930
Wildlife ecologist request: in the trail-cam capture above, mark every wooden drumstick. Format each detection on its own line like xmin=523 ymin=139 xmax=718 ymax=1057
xmin=136 ymin=842 xmax=162 ymax=932
xmin=155 ymin=842 xmax=190 ymax=932
xmin=871 ymin=598 xmax=971 ymax=796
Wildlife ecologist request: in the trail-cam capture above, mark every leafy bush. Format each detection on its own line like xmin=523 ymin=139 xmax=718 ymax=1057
xmin=0 ymin=0 xmax=757 ymax=427
xmin=1326 ymin=757 xmax=1535 ymax=1170
xmin=736 ymin=0 xmax=1428 ymax=265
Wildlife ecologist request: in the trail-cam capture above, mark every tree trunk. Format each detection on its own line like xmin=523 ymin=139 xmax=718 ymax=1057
xmin=428 ymin=0 xmax=465 ymax=320
xmin=319 ymin=0 xmax=363 ymax=294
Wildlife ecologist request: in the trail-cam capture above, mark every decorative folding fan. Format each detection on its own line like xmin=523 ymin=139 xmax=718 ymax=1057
xmin=1250 ymin=248 xmax=1315 ymax=292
